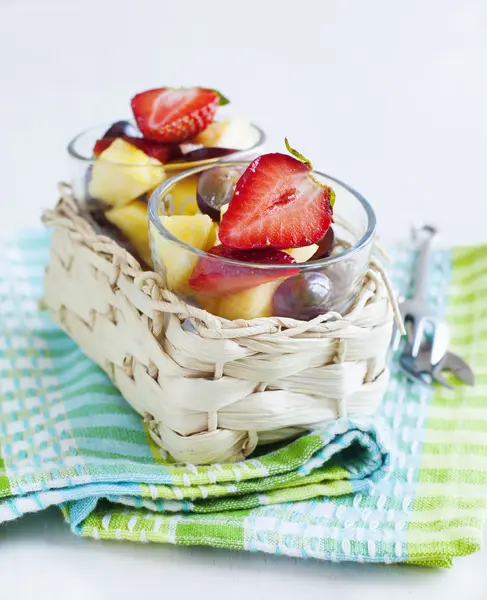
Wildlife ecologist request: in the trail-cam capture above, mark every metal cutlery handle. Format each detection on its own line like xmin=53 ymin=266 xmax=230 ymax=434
xmin=429 ymin=320 xmax=450 ymax=366
xmin=411 ymin=225 xmax=437 ymax=302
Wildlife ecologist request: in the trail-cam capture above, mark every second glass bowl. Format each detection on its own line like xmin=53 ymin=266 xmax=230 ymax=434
xmin=66 ymin=121 xmax=266 ymax=267
xmin=148 ymin=162 xmax=376 ymax=321
xmin=68 ymin=121 xmax=266 ymax=208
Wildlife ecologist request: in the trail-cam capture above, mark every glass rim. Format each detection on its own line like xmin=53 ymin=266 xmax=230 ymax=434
xmin=66 ymin=120 xmax=267 ymax=168
xmin=148 ymin=161 xmax=377 ymax=270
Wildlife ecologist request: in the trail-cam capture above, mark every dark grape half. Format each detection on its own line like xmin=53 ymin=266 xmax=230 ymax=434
xmin=180 ymin=147 xmax=237 ymax=162
xmin=196 ymin=165 xmax=244 ymax=221
xmin=311 ymin=227 xmax=335 ymax=260
xmin=102 ymin=120 xmax=141 ymax=139
xmin=272 ymin=272 xmax=333 ymax=320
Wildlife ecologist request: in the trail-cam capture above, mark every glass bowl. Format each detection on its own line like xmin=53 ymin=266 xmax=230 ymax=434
xmin=148 ymin=161 xmax=376 ymax=321
xmin=67 ymin=120 xmax=266 ymax=209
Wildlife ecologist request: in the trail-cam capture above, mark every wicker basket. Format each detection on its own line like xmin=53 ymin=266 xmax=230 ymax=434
xmin=42 ymin=184 xmax=397 ymax=464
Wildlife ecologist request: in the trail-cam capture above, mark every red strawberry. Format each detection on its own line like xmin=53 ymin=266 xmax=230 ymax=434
xmin=219 ymin=153 xmax=334 ymax=250
xmin=131 ymin=87 xmax=220 ymax=143
xmin=93 ymin=137 xmax=173 ymax=164
xmin=189 ymin=245 xmax=299 ymax=295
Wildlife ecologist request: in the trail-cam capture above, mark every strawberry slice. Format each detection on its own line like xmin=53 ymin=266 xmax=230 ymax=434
xmin=189 ymin=245 xmax=299 ymax=295
xmin=219 ymin=152 xmax=334 ymax=250
xmin=131 ymin=87 xmax=220 ymax=143
xmin=93 ymin=137 xmax=173 ymax=164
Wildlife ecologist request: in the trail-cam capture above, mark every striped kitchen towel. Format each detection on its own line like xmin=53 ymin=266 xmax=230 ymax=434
xmin=1 ymin=229 xmax=486 ymax=567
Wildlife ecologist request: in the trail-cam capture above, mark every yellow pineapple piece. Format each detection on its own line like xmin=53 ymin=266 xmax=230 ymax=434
xmin=207 ymin=221 xmax=219 ymax=249
xmin=194 ymin=293 xmax=221 ymax=316
xmin=105 ymin=201 xmax=151 ymax=265
xmin=193 ymin=122 xmax=226 ymax=147
xmin=151 ymin=215 xmax=217 ymax=295
xmin=88 ymin=138 xmax=165 ymax=207
xmin=194 ymin=118 xmax=256 ymax=150
xmin=212 ymin=281 xmax=280 ymax=321
xmin=286 ymin=244 xmax=318 ymax=262
xmin=166 ymin=174 xmax=199 ymax=215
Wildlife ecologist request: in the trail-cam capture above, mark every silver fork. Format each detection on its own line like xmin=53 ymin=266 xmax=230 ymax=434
xmin=395 ymin=225 xmax=450 ymax=366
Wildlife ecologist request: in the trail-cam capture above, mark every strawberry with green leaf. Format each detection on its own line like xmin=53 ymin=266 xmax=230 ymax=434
xmin=219 ymin=139 xmax=335 ymax=250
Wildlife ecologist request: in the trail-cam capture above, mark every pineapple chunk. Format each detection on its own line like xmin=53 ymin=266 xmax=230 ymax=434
xmin=194 ymin=118 xmax=257 ymax=150
xmin=211 ymin=281 xmax=280 ymax=321
xmin=286 ymin=244 xmax=318 ymax=262
xmin=151 ymin=215 xmax=217 ymax=295
xmin=167 ymin=174 xmax=199 ymax=215
xmin=88 ymin=138 xmax=165 ymax=207
xmin=105 ymin=201 xmax=151 ymax=265
xmin=194 ymin=293 xmax=221 ymax=316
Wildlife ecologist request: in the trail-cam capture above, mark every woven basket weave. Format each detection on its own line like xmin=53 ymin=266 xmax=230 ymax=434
xmin=42 ymin=184 xmax=396 ymax=464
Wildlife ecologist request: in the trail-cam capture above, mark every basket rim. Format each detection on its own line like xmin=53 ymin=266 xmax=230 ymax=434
xmin=42 ymin=183 xmax=403 ymax=337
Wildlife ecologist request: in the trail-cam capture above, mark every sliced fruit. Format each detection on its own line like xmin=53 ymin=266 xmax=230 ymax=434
xmin=93 ymin=137 xmax=173 ymax=164
xmin=272 ymin=272 xmax=333 ymax=320
xmin=177 ymin=147 xmax=236 ymax=162
xmin=193 ymin=293 xmax=221 ymax=316
xmin=219 ymin=152 xmax=334 ymax=250
xmin=220 ymin=204 xmax=229 ymax=219
xmin=311 ymin=227 xmax=335 ymax=259
xmin=131 ymin=87 xmax=220 ymax=143
xmin=93 ymin=138 xmax=115 ymax=156
xmin=102 ymin=120 xmax=141 ymax=139
xmin=193 ymin=118 xmax=256 ymax=150
xmin=189 ymin=246 xmax=298 ymax=296
xmin=105 ymin=201 xmax=151 ymax=265
xmin=88 ymin=138 xmax=165 ymax=206
xmin=286 ymin=244 xmax=319 ymax=262
xmin=196 ymin=165 xmax=244 ymax=221
xmin=199 ymin=281 xmax=280 ymax=321
xmin=151 ymin=214 xmax=217 ymax=295
xmin=166 ymin=174 xmax=199 ymax=215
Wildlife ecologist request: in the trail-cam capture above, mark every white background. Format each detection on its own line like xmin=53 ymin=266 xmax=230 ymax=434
xmin=1 ymin=0 xmax=487 ymax=598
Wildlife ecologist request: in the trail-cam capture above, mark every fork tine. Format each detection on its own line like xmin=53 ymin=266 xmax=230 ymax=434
xmin=429 ymin=320 xmax=450 ymax=366
xmin=410 ymin=317 xmax=427 ymax=358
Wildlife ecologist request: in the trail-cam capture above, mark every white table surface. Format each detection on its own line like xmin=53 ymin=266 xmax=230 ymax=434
xmin=1 ymin=0 xmax=487 ymax=598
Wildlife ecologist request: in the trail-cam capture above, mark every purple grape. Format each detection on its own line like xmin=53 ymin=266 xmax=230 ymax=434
xmin=181 ymin=147 xmax=237 ymax=162
xmin=272 ymin=272 xmax=333 ymax=320
xmin=311 ymin=227 xmax=335 ymax=260
xmin=196 ymin=165 xmax=244 ymax=221
xmin=102 ymin=120 xmax=141 ymax=139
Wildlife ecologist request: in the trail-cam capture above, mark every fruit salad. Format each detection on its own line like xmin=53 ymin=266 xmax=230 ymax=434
xmin=67 ymin=86 xmax=264 ymax=263
xmin=149 ymin=140 xmax=376 ymax=321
